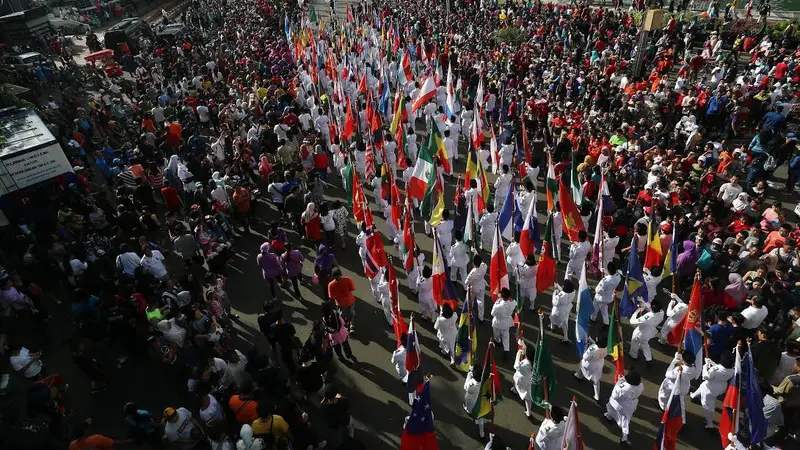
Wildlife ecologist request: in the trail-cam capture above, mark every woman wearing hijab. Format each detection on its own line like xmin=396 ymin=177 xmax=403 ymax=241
xmin=165 ymin=154 xmax=180 ymax=188
xmin=301 ymin=202 xmax=322 ymax=243
xmin=676 ymin=240 xmax=699 ymax=290
xmin=256 ymin=242 xmax=282 ymax=301
xmin=731 ymin=192 xmax=750 ymax=214
xmin=314 ymin=244 xmax=337 ymax=302
xmin=723 ymin=273 xmax=748 ymax=309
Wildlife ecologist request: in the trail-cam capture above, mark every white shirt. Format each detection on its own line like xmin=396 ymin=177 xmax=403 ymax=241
xmin=10 ymin=347 xmax=42 ymax=378
xmin=196 ymin=105 xmax=210 ymax=123
xmin=741 ymin=305 xmax=768 ymax=329
xmin=164 ymin=407 xmax=196 ymax=442
xmin=718 ymin=182 xmax=743 ymax=206
xmin=116 ymin=252 xmax=141 ymax=276
xmin=141 ymin=250 xmax=168 ymax=279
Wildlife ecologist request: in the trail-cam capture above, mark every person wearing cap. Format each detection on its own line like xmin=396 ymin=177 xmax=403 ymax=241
xmin=163 ymin=406 xmax=203 ymax=446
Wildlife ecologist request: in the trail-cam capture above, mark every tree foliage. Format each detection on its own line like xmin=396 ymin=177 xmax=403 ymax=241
xmin=493 ymin=27 xmax=526 ymax=46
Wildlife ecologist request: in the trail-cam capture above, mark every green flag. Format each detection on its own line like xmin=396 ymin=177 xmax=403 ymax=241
xmin=531 ymin=332 xmax=556 ymax=408
xmin=309 ymin=5 xmax=318 ymax=23
xmin=418 ymin=139 xmax=438 ymax=218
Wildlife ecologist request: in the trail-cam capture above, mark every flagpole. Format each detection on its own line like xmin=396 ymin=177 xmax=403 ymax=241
xmin=678 ymin=270 xmax=701 ymax=353
xmin=733 ymin=341 xmax=743 ymax=435
xmin=572 ymin=396 xmax=585 ymax=450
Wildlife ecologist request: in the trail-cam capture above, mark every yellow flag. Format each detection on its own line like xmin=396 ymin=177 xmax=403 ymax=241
xmin=429 ymin=191 xmax=445 ymax=226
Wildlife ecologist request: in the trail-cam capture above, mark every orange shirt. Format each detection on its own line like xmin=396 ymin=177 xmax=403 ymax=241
xmin=328 ymin=277 xmax=356 ymax=307
xmin=70 ymin=435 xmax=115 ymax=450
xmin=229 ymin=396 xmax=259 ymax=424
xmin=763 ymin=231 xmax=786 ymax=254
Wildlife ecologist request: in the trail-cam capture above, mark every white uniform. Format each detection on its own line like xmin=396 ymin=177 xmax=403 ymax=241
xmin=416 ymin=275 xmax=437 ymax=321
xmin=463 ymin=370 xmax=488 ymax=437
xmin=449 ymin=241 xmax=470 ymax=286
xmin=643 ymin=269 xmax=664 ymax=303
xmin=491 ymin=297 xmax=517 ymax=352
xmin=518 ymin=262 xmax=538 ymax=310
xmin=506 ymin=242 xmax=525 ymax=273
xmin=378 ymin=278 xmax=393 ymax=326
xmin=513 ymin=347 xmax=533 ymax=413
xmin=574 ymin=340 xmax=607 ymax=400
xmin=550 ymin=285 xmax=575 ymax=341
xmin=591 ymin=272 xmax=621 ymax=325
xmin=658 ymin=294 xmax=688 ymax=344
xmin=465 ymin=263 xmax=488 ymax=321
xmin=605 ymin=376 xmax=644 ymax=440
xmin=478 ymin=212 xmax=498 ymax=251
xmin=603 ymin=234 xmax=620 ymax=269
xmin=690 ymin=359 xmax=734 ymax=426
xmin=444 ymin=136 xmax=457 ymax=163
xmin=552 ymin=211 xmax=564 ymax=260
xmin=657 ymin=353 xmax=699 ymax=411
xmin=436 ymin=220 xmax=454 ymax=260
xmin=493 ymin=173 xmax=512 ymax=209
xmin=498 ymin=143 xmax=515 ymax=168
xmin=356 ymin=233 xmax=381 ymax=299
xmin=565 ymin=241 xmax=590 ymax=280
xmin=391 ymin=344 xmax=409 ymax=382
xmin=434 ymin=313 xmax=458 ymax=364
xmin=534 ymin=418 xmax=566 ymax=450
xmin=629 ymin=308 xmax=665 ymax=362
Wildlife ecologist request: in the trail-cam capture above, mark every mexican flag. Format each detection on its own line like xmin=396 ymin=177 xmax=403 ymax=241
xmin=407 ymin=138 xmax=436 ymax=201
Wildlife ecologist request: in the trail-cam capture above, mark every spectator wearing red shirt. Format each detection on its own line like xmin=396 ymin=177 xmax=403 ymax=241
xmin=161 ymin=183 xmax=182 ymax=212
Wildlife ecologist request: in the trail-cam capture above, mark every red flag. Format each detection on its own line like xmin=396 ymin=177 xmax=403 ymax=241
xmin=390 ymin=175 xmax=402 ymax=230
xmin=667 ymin=277 xmax=703 ymax=346
xmin=719 ymin=347 xmax=741 ymax=448
xmin=557 ymin=178 xmax=585 ymax=243
xmin=489 ymin=224 xmax=509 ymax=300
xmin=358 ymin=72 xmax=367 ymax=94
xmin=403 ymin=195 xmax=416 ymax=272
xmin=352 ymin=169 xmax=365 ymax=224
xmin=396 ymin=125 xmax=408 ymax=170
xmin=343 ymin=97 xmax=355 ymax=140
xmin=389 ymin=263 xmax=408 ymax=347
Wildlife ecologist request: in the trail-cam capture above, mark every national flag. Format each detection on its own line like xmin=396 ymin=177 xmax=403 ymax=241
xmin=429 ymin=186 xmax=445 ymax=226
xmin=463 ymin=200 xmax=475 ymax=248
xmin=744 ymin=351 xmax=769 ymax=445
xmin=472 ymin=343 xmax=502 ymax=421
xmin=666 ymin=278 xmax=703 ymax=356
xmin=343 ymin=97 xmax=355 ymax=140
xmin=389 ymin=263 xmax=408 ymax=347
xmin=561 ymin=399 xmax=585 ymax=450
xmin=497 ymin=178 xmax=524 ymax=241
xmin=557 ymin=178 xmax=584 ymax=243
xmin=390 ymin=90 xmax=407 ymax=134
xmin=390 ymin=176 xmax=402 ymax=231
xmin=284 ymin=14 xmax=291 ymax=39
xmin=575 ymin=264 xmax=594 ymax=358
xmin=475 ymin=78 xmax=485 ymax=109
xmin=401 ymin=195 xmax=416 ymax=272
xmin=357 ymin=72 xmax=367 ymax=94
xmin=588 ymin=174 xmax=605 ymax=277
xmin=661 ymin=226 xmax=678 ymax=279
xmin=407 ymin=137 xmax=436 ymax=201
xmin=719 ymin=345 xmax=741 ymax=448
xmin=400 ymin=381 xmax=440 ymax=450
xmin=531 ymin=317 xmax=556 ymax=408
xmin=607 ymin=299 xmax=625 ymax=382
xmin=365 ymin=146 xmax=376 ymax=181
xmin=545 ymin=154 xmax=558 ymax=212
xmin=464 ymin=145 xmax=489 ymax=214
xmin=364 ymin=228 xmax=387 ymax=279
xmin=643 ymin=206 xmax=663 ymax=270
xmin=453 ymin=288 xmax=477 ymax=372
xmin=445 ymin=66 xmax=456 ymax=118
xmin=519 ymin=191 xmax=540 ymax=258
xmin=489 ymin=223 xmax=509 ymax=300
xmin=536 ymin=213 xmax=557 ymax=294
xmin=396 ymin=125 xmax=408 ymax=170
xmin=351 ymin=171 xmax=366 ymax=224
xmin=411 ymin=76 xmax=436 ymax=112
xmin=489 ymin=125 xmax=499 ymax=174
xmin=432 ymin=231 xmax=459 ymax=310
xmin=654 ymin=370 xmax=684 ymax=450
xmin=379 ymin=78 xmax=390 ymax=117
xmin=620 ymin=236 xmax=648 ymax=318
xmin=405 ymin=317 xmax=424 ymax=394
xmin=471 ymin=107 xmax=484 ymax=150
xmin=429 ymin=125 xmax=451 ymax=175
xmin=399 ymin=50 xmax=413 ymax=85
xmin=570 ymin=151 xmax=584 ymax=207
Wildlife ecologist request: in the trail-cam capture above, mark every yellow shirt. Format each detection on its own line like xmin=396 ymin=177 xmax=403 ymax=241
xmin=256 ymin=87 xmax=268 ymax=100
xmin=251 ymin=415 xmax=290 ymax=440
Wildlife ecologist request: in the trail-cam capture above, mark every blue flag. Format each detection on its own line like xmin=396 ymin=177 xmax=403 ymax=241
xmin=744 ymin=352 xmax=769 ymax=444
xmin=498 ymin=178 xmax=524 ymax=241
xmin=620 ymin=237 xmax=648 ymax=318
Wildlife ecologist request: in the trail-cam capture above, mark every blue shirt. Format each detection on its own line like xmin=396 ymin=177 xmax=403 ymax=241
xmin=761 ymin=111 xmax=786 ymax=132
xmin=707 ymin=96 xmax=726 ymax=115
xmin=708 ymin=322 xmax=733 ymax=359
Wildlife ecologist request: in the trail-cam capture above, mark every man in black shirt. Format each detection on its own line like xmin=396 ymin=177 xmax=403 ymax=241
xmin=268 ymin=309 xmax=297 ymax=375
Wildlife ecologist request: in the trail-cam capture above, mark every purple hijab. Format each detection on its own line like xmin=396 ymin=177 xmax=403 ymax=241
xmin=257 ymin=242 xmax=281 ymax=279
xmin=676 ymin=240 xmax=699 ymax=276
xmin=314 ymin=244 xmax=336 ymax=274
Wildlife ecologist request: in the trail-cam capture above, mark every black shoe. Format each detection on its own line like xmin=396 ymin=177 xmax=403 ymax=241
xmin=629 ymin=355 xmax=638 ymax=362
xmin=645 ymin=360 xmax=652 ymax=369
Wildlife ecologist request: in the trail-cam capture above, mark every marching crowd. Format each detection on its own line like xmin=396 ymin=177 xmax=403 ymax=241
xmin=1 ymin=0 xmax=800 ymax=448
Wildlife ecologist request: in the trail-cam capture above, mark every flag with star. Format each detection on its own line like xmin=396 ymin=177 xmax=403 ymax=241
xmin=472 ymin=342 xmax=502 ymax=420
xmin=400 ymin=380 xmax=439 ymax=450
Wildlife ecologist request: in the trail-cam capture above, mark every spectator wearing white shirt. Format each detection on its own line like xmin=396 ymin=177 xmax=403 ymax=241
xmin=718 ymin=176 xmax=743 ymax=207
xmin=741 ymin=298 xmax=768 ymax=330
xmin=116 ymin=245 xmax=142 ymax=277
xmin=10 ymin=345 xmax=43 ymax=379
xmin=141 ymin=246 xmax=169 ymax=280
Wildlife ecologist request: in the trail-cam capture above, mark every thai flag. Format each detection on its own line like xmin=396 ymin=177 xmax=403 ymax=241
xmin=654 ymin=371 xmax=684 ymax=450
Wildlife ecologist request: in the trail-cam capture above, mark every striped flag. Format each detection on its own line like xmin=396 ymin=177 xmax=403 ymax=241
xmin=607 ymin=298 xmax=625 ymax=382
xmin=489 ymin=223 xmax=509 ymax=300
xmin=432 ymin=231 xmax=458 ymax=310
xmin=575 ymin=264 xmax=595 ymax=358
xmin=654 ymin=370 xmax=684 ymax=450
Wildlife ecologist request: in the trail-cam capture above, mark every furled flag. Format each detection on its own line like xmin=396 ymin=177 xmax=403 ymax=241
xmin=531 ymin=313 xmax=556 ymax=408
xmin=363 ymin=228 xmax=387 ymax=279
xmin=654 ymin=369 xmax=684 ymax=450
xmin=399 ymin=50 xmax=413 ymax=85
xmin=364 ymin=145 xmax=376 ymax=181
xmin=607 ymin=299 xmax=625 ymax=382
xmin=744 ymin=350 xmax=769 ymax=445
xmin=402 ymin=195 xmax=416 ymax=272
xmin=399 ymin=381 xmax=440 ymax=450
xmin=475 ymin=78 xmax=485 ymax=109
xmin=575 ymin=264 xmax=595 ymax=358
xmin=445 ymin=65 xmax=456 ymax=118
xmin=518 ymin=190 xmax=540 ymax=258
xmin=666 ymin=277 xmax=703 ymax=359
xmin=390 ymin=90 xmax=407 ymax=134
xmin=661 ymin=225 xmax=678 ymax=279
xmin=429 ymin=186 xmax=445 ymax=227
xmin=569 ymin=151 xmax=584 ymax=208
xmin=464 ymin=144 xmax=489 ymax=214
xmin=619 ymin=236 xmax=648 ymax=318
xmin=405 ymin=317 xmax=424 ymax=395
xmin=407 ymin=136 xmax=436 ymax=201
xmin=560 ymin=399 xmax=585 ymax=450
xmin=395 ymin=124 xmax=408 ymax=170
xmin=429 ymin=125 xmax=451 ymax=175
xmin=588 ymin=174 xmax=605 ymax=277
xmin=489 ymin=124 xmax=500 ymax=174
xmin=536 ymin=213 xmax=557 ymax=294
xmin=719 ymin=345 xmax=741 ymax=448
xmin=471 ymin=107 xmax=484 ymax=150
xmin=453 ymin=288 xmax=477 ymax=372
xmin=557 ymin=177 xmax=584 ymax=243
xmin=390 ymin=175 xmax=402 ymax=231
xmin=388 ymin=263 xmax=408 ymax=347
xmin=432 ymin=231 xmax=459 ymax=310
xmin=379 ymin=78 xmax=391 ymax=117
xmin=643 ymin=204 xmax=663 ymax=271
xmin=343 ymin=97 xmax=355 ymax=140
xmin=489 ymin=223 xmax=509 ymax=300
xmin=472 ymin=343 xmax=502 ymax=421
xmin=411 ymin=76 xmax=436 ymax=112
xmin=545 ymin=153 xmax=558 ymax=212
xmin=497 ymin=178 xmax=524 ymax=241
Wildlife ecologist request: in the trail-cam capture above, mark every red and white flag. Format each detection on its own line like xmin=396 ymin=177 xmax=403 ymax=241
xmin=489 ymin=222 xmax=509 ymax=300
xmin=411 ymin=76 xmax=436 ymax=112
